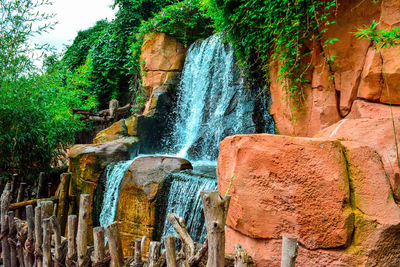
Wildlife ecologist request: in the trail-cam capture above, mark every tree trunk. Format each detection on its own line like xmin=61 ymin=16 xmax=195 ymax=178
xmin=1 ymin=184 xmax=12 ymax=267
xmin=66 ymin=215 xmax=78 ymax=267
xmin=165 ymin=236 xmax=177 ymax=267
xmin=200 ymin=191 xmax=231 ymax=267
xmin=24 ymin=205 xmax=35 ymax=267
xmin=105 ymin=222 xmax=124 ymax=267
xmin=93 ymin=227 xmax=106 ymax=266
xmin=281 ymin=235 xmax=298 ymax=267
xmin=77 ymin=194 xmax=89 ymax=266
xmin=42 ymin=218 xmax=51 ymax=267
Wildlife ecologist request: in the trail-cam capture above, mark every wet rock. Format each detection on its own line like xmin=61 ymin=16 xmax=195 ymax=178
xmin=116 ymin=156 xmax=192 ymax=256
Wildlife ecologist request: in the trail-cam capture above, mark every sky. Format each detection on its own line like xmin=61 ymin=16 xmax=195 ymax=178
xmin=31 ymin=0 xmax=117 ymax=54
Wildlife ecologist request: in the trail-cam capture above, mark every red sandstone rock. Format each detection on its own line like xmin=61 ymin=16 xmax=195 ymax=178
xmin=347 ymin=99 xmax=400 ymax=119
xmin=217 ymin=134 xmax=353 ymax=250
xmin=316 ymin=118 xmax=400 ymax=200
xmin=357 ymin=47 xmax=383 ymax=102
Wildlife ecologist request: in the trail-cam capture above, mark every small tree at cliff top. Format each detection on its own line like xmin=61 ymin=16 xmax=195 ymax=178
xmin=0 ymin=0 xmax=96 ymax=180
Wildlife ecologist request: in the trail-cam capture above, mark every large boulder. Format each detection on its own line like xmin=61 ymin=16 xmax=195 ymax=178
xmin=93 ymin=116 xmax=138 ymax=144
xmin=68 ymin=137 xmax=139 ymax=241
xmin=315 ymin=118 xmax=400 ymax=200
xmin=116 ymin=156 xmax=192 ymax=256
xmin=218 ymin=134 xmax=400 ymax=266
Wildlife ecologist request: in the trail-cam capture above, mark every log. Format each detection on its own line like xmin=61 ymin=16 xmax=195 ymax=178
xmin=24 ymin=205 xmax=35 ymax=267
xmin=77 ymin=194 xmax=90 ymax=266
xmin=109 ymin=99 xmax=119 ymax=120
xmin=53 ymin=203 xmax=58 ymax=216
xmin=133 ymin=238 xmax=142 ymax=267
xmin=200 ymin=191 xmax=231 ymax=267
xmin=188 ymin=238 xmax=208 ymax=266
xmin=37 ymin=172 xmax=45 ymax=199
xmin=57 ymin=173 xmax=71 ymax=235
xmin=165 ymin=236 xmax=177 ymax=267
xmin=16 ymin=182 xmax=26 ymax=218
xmin=47 ymin=183 xmax=52 ymax=198
xmin=93 ymin=227 xmax=106 ymax=266
xmin=105 ymin=222 xmax=124 ymax=267
xmin=8 ymin=211 xmax=17 ymax=267
xmin=8 ymin=197 xmax=58 ymax=211
xmin=15 ymin=216 xmax=27 ymax=267
xmin=281 ymin=236 xmax=298 ymax=267
xmin=66 ymin=215 xmax=78 ymax=267
xmin=34 ymin=206 xmax=43 ymax=267
xmin=167 ymin=213 xmax=195 ymax=257
xmin=11 ymin=174 xmax=19 ymax=200
xmin=234 ymin=244 xmax=251 ymax=267
xmin=50 ymin=216 xmax=62 ymax=266
xmin=141 ymin=235 xmax=147 ymax=259
xmin=1 ymin=184 xmax=12 ymax=267
xmin=42 ymin=218 xmax=51 ymax=267
xmin=148 ymin=241 xmax=161 ymax=267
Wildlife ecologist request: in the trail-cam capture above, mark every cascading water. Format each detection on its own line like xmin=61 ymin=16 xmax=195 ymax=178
xmin=154 ymin=170 xmax=217 ymax=244
xmin=169 ymin=34 xmax=273 ymax=160
xmin=99 ymin=160 xmax=133 ymax=229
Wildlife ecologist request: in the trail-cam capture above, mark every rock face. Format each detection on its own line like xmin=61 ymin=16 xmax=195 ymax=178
xmin=68 ymin=137 xmax=139 ymax=241
xmin=218 ymin=134 xmax=400 ymax=266
xmin=316 ymin=118 xmax=400 ymax=201
xmin=93 ymin=116 xmax=138 ymax=144
xmin=116 ymin=156 xmax=192 ymax=256
xmin=270 ymin=0 xmax=400 ymax=136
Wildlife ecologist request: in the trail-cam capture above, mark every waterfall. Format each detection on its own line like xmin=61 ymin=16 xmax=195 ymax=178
xmin=99 ymin=160 xmax=133 ymax=229
xmin=169 ymin=34 xmax=265 ymax=161
xmin=155 ymin=170 xmax=217 ymax=244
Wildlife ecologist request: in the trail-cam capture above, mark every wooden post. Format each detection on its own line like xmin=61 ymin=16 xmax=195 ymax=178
xmin=50 ymin=216 xmax=62 ymax=266
xmin=281 ymin=235 xmax=298 ymax=267
xmin=8 ymin=211 xmax=17 ymax=267
xmin=57 ymin=173 xmax=71 ymax=235
xmin=11 ymin=174 xmax=19 ymax=200
xmin=93 ymin=227 xmax=106 ymax=266
xmin=15 ymin=215 xmax=27 ymax=267
xmin=105 ymin=222 xmax=124 ymax=267
xmin=34 ymin=206 xmax=43 ymax=267
xmin=42 ymin=218 xmax=51 ymax=267
xmin=47 ymin=183 xmax=52 ymax=198
xmin=148 ymin=241 xmax=161 ymax=267
xmin=37 ymin=172 xmax=45 ymax=199
xmin=167 ymin=213 xmax=195 ymax=257
xmin=77 ymin=194 xmax=90 ymax=266
xmin=1 ymin=184 xmax=12 ymax=267
xmin=40 ymin=201 xmax=53 ymax=220
xmin=66 ymin=215 xmax=78 ymax=267
xmin=201 ymin=190 xmax=231 ymax=267
xmin=16 ymin=182 xmax=26 ymax=218
xmin=24 ymin=205 xmax=35 ymax=267
xmin=188 ymin=238 xmax=208 ymax=266
xmin=234 ymin=244 xmax=250 ymax=267
xmin=133 ymin=238 xmax=142 ymax=266
xmin=165 ymin=236 xmax=177 ymax=267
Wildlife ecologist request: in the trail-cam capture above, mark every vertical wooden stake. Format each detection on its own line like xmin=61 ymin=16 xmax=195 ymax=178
xmin=42 ymin=218 xmax=51 ymax=267
xmin=165 ymin=236 xmax=177 ymax=267
xmin=36 ymin=172 xmax=45 ymax=199
xmin=8 ymin=211 xmax=17 ymax=267
xmin=40 ymin=201 xmax=53 ymax=220
xmin=34 ymin=206 xmax=43 ymax=267
xmin=281 ymin=235 xmax=298 ymax=267
xmin=105 ymin=222 xmax=124 ymax=267
xmin=133 ymin=238 xmax=143 ymax=266
xmin=16 ymin=182 xmax=26 ymax=218
xmin=24 ymin=205 xmax=35 ymax=267
xmin=66 ymin=215 xmax=78 ymax=267
xmin=147 ymin=241 xmax=161 ymax=267
xmin=1 ymin=184 xmax=12 ymax=267
xmin=201 ymin=190 xmax=231 ymax=267
xmin=50 ymin=216 xmax=62 ymax=266
xmin=47 ymin=183 xmax=52 ymax=198
xmin=57 ymin=173 xmax=71 ymax=235
xmin=234 ymin=244 xmax=250 ymax=267
xmin=93 ymin=227 xmax=106 ymax=265
xmin=77 ymin=194 xmax=90 ymax=266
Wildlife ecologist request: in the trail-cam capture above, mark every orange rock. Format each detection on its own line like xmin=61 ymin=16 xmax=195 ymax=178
xmin=116 ymin=156 xmax=192 ymax=256
xmin=347 ymin=99 xmax=400 ymax=119
xmin=141 ymin=33 xmax=186 ymax=97
xmin=93 ymin=119 xmax=126 ymax=144
xmin=379 ymin=46 xmax=400 ymax=105
xmin=125 ymin=116 xmax=138 ymax=136
xmin=219 ymin=134 xmax=400 ymax=266
xmin=357 ymin=47 xmax=384 ymax=101
xmin=68 ymin=137 xmax=139 ymax=242
xmin=316 ymin=118 xmax=400 ymax=200
xmin=217 ymin=134 xmax=353 ymax=250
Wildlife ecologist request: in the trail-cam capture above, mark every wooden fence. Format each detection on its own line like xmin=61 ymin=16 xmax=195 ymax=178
xmin=0 ymin=181 xmax=298 ymax=267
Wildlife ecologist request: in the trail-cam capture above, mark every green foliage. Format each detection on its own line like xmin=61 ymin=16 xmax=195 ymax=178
xmin=140 ymin=0 xmax=214 ymax=45
xmin=355 ymin=20 xmax=400 ymax=48
xmin=201 ymin=0 xmax=337 ymax=103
